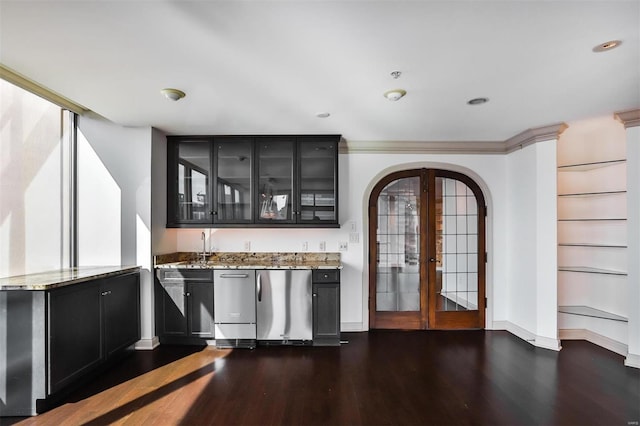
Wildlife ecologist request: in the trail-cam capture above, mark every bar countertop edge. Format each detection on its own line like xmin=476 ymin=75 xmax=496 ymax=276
xmin=0 ymin=265 xmax=142 ymax=291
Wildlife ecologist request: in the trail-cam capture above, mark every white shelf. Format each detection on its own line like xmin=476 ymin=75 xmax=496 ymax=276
xmin=557 ymin=159 xmax=626 ymax=172
xmin=558 ymin=305 xmax=627 ymax=322
xmin=558 ymin=266 xmax=627 ymax=276
xmin=558 ymin=243 xmax=626 ymax=248
xmin=557 ymin=190 xmax=626 ymax=197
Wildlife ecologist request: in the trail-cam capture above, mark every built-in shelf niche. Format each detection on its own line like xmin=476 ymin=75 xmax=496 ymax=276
xmin=557 ymin=119 xmax=628 ymax=338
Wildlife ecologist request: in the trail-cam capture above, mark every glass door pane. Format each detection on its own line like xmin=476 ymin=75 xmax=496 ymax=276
xmin=299 ymin=140 xmax=337 ymax=223
xmin=215 ymin=139 xmax=252 ymax=223
xmin=376 ymin=177 xmax=421 ymax=312
xmin=435 ymin=177 xmax=479 ymax=311
xmin=256 ymin=139 xmax=294 ymax=223
xmin=177 ymin=142 xmax=211 ymax=222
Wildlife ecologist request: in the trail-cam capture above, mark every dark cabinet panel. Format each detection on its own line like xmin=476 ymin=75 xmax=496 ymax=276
xmin=161 ymin=282 xmax=188 ymax=337
xmin=167 ymin=135 xmax=340 ymax=228
xmin=156 ymin=270 xmax=214 ymax=343
xmin=48 ymin=280 xmax=102 ymax=394
xmin=187 ymin=282 xmax=215 ymax=338
xmin=102 ymin=273 xmax=141 ymax=358
xmin=312 ymin=270 xmax=340 ymax=346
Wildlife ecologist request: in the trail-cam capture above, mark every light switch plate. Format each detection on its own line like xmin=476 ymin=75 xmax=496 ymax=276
xmin=349 ymin=233 xmax=359 ymax=244
xmin=319 ymin=241 xmax=326 ymax=251
xmin=244 ymin=241 xmax=251 ymax=251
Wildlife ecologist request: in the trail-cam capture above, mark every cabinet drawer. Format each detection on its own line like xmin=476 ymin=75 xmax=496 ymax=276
xmin=312 ymin=269 xmax=340 ymax=283
xmin=157 ymin=269 xmax=213 ymax=282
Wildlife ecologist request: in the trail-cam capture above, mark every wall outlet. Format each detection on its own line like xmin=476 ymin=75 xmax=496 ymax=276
xmin=349 ymin=233 xmax=359 ymax=244
xmin=339 ymin=241 xmax=348 ymax=251
xmin=244 ymin=241 xmax=251 ymax=251
xmin=302 ymin=241 xmax=308 ymax=251
xmin=319 ymin=241 xmax=326 ymax=251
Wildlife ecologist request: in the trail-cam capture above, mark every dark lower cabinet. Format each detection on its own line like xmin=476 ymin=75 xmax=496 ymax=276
xmin=48 ymin=281 xmax=102 ymax=394
xmin=156 ymin=269 xmax=214 ymax=343
xmin=312 ymin=270 xmax=341 ymax=346
xmin=0 ymin=270 xmax=140 ymax=417
xmin=102 ymin=273 xmax=141 ymax=358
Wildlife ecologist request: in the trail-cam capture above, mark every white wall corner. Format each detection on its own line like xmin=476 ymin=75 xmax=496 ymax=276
xmin=135 ymin=336 xmax=160 ymax=351
xmin=534 ymin=335 xmax=561 ymax=351
xmin=624 ymin=353 xmax=640 ymax=369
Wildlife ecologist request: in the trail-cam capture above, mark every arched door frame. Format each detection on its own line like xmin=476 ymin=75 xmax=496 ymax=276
xmin=359 ymin=162 xmax=495 ymax=330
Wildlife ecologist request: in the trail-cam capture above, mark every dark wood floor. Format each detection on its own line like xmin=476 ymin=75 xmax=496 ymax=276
xmin=3 ymin=330 xmax=639 ymax=426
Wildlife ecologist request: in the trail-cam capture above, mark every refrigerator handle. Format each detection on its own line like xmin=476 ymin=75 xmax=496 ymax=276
xmin=257 ymin=273 xmax=262 ymax=302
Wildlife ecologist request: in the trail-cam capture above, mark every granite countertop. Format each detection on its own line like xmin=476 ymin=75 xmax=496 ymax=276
xmin=155 ymin=252 xmax=342 ymax=270
xmin=0 ymin=265 xmax=141 ymax=291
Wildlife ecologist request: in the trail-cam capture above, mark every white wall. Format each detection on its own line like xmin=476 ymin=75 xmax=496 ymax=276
xmin=77 ymin=113 xmax=155 ymax=345
xmin=505 ymin=140 xmax=559 ymax=350
xmin=626 ymin=125 xmax=640 ymax=367
xmin=171 ymin=152 xmax=510 ymax=331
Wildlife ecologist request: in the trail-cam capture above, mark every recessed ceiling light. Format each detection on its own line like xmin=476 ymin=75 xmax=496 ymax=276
xmin=316 ymin=112 xmax=330 ymax=118
xmin=467 ymin=97 xmax=489 ymax=105
xmin=593 ymin=40 xmax=622 ymax=52
xmin=160 ymin=88 xmax=186 ymax=101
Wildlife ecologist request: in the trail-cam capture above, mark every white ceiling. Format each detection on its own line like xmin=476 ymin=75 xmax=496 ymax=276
xmin=1 ymin=0 xmax=639 ymax=141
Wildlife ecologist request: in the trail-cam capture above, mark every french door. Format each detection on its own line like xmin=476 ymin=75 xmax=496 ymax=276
xmin=368 ymin=169 xmax=486 ymax=330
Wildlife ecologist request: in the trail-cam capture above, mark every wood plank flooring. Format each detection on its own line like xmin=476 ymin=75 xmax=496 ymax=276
xmin=2 ymin=330 xmax=639 ymax=426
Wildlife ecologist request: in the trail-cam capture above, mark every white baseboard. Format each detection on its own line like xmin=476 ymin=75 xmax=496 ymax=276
xmin=559 ymin=328 xmax=628 ymax=357
xmin=493 ymin=320 xmax=561 ymax=351
xmin=341 ymin=322 xmax=365 ymax=332
xmin=135 ymin=336 xmax=160 ymax=350
xmin=625 ymin=353 xmax=640 ymax=369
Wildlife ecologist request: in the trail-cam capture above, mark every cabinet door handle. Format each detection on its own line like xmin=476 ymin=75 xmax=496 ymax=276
xmin=257 ymin=274 xmax=262 ymax=302
xmin=184 ymin=292 xmax=191 ymax=296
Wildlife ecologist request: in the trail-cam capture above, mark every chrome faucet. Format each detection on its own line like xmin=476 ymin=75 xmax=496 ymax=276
xmin=200 ymin=231 xmax=208 ymax=263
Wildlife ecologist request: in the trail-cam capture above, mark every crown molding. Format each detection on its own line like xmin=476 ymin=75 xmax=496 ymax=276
xmin=340 ymin=122 xmax=568 ymax=155
xmin=614 ymin=109 xmax=640 ymax=128
xmin=504 ymin=122 xmax=568 ymax=153
xmin=339 ymin=140 xmax=505 ymax=154
xmin=0 ymin=63 xmax=88 ymax=115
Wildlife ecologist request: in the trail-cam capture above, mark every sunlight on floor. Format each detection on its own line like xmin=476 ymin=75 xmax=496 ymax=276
xmin=17 ymin=347 xmax=232 ymax=425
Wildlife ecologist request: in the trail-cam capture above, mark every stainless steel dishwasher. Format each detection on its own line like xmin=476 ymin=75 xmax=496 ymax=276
xmin=213 ymin=270 xmax=256 ymax=348
xmin=256 ymin=270 xmax=312 ymax=345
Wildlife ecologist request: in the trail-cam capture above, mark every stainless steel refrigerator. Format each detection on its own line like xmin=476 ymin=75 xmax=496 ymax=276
xmin=256 ymin=270 xmax=313 ymax=344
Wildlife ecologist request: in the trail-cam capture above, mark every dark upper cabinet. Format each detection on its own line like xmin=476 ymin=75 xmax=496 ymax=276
xmin=167 ymin=135 xmax=340 ymax=228
xmin=299 ymin=138 xmax=338 ymax=224
xmin=167 ymin=137 xmax=214 ymax=225
xmin=215 ymin=138 xmax=253 ymax=223
xmin=256 ymin=138 xmax=295 ymax=224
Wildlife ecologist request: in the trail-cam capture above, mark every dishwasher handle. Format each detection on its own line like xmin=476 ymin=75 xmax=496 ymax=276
xmin=257 ymin=273 xmax=262 ymax=302
xmin=219 ymin=273 xmax=249 ymax=278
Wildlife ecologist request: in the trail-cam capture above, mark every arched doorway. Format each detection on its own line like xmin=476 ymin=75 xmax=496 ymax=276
xmin=368 ymin=169 xmax=486 ymax=330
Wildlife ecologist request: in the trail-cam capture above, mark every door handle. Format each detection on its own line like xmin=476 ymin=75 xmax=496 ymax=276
xmin=220 ymin=273 xmax=249 ymax=278
xmin=429 ymin=258 xmax=436 ymax=262
xmin=257 ymin=273 xmax=262 ymax=302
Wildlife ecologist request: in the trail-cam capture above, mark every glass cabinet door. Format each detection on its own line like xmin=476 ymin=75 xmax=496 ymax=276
xmin=299 ymin=139 xmax=337 ymax=224
xmin=214 ymin=139 xmax=253 ymax=223
xmin=174 ymin=140 xmax=212 ymax=223
xmin=256 ymin=138 xmax=294 ymax=223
